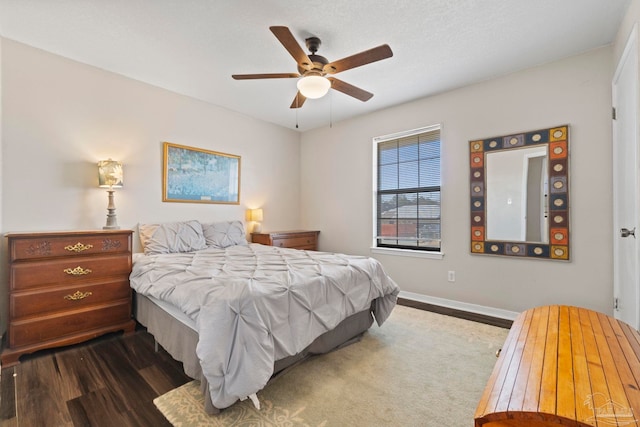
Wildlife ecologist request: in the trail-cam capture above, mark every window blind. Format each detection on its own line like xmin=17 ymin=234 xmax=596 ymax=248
xmin=375 ymin=126 xmax=441 ymax=251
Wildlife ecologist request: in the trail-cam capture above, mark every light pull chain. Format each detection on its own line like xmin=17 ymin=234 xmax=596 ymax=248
xmin=329 ymin=90 xmax=333 ymax=128
xmin=295 ymin=93 xmax=299 ymax=129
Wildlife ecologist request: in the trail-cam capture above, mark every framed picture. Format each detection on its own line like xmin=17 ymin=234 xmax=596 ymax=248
xmin=163 ymin=142 xmax=241 ymax=204
xmin=469 ymin=125 xmax=569 ymax=260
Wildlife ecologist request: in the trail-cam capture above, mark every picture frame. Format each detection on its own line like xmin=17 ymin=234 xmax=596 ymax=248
xmin=162 ymin=142 xmax=241 ymax=204
xmin=469 ymin=125 xmax=569 ymax=260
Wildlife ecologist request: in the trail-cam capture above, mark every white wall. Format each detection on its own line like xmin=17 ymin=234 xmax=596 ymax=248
xmin=0 ymin=37 xmax=3 ymax=237
xmin=0 ymin=28 xmax=627 ymax=324
xmin=614 ymin=0 xmax=639 ymax=66
xmin=1 ymin=39 xmax=301 ymax=247
xmin=0 ymin=39 xmax=302 ymax=333
xmin=0 ymin=38 xmax=4 ymax=339
xmin=300 ymin=47 xmax=614 ymax=315
xmin=0 ymin=36 xmax=3 ymax=230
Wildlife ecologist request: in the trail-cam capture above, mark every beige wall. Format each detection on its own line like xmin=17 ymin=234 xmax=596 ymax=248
xmin=300 ymin=46 xmax=614 ymax=315
xmin=1 ymin=39 xmax=301 ymax=246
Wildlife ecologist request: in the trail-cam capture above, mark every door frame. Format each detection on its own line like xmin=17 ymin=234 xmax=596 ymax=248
xmin=612 ymin=22 xmax=640 ymax=328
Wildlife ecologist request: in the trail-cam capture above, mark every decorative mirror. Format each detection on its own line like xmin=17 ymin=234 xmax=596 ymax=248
xmin=469 ymin=125 xmax=569 ymax=260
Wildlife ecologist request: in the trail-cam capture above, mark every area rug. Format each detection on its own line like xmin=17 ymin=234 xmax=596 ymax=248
xmin=153 ymin=305 xmax=509 ymax=426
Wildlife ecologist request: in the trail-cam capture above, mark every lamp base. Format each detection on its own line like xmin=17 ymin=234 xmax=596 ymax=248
xmin=253 ymin=222 xmax=262 ymax=233
xmin=103 ymin=213 xmax=120 ymax=230
xmin=103 ymin=189 xmax=120 ymax=230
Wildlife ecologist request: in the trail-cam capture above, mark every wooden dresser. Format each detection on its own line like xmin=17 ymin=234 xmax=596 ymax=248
xmin=474 ymin=305 xmax=640 ymax=427
xmin=2 ymin=230 xmax=136 ymax=366
xmin=251 ymin=230 xmax=320 ymax=251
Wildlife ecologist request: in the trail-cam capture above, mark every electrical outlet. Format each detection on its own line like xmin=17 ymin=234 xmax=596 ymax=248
xmin=448 ymin=271 xmax=455 ymax=282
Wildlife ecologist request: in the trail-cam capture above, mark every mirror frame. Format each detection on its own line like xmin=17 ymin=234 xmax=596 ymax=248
xmin=469 ymin=125 xmax=570 ymax=260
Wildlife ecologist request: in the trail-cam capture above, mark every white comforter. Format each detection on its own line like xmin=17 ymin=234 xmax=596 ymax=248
xmin=130 ymin=243 xmax=399 ymax=409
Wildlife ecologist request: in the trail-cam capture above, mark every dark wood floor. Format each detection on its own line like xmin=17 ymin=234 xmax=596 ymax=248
xmin=0 ymin=329 xmax=191 ymax=427
xmin=0 ymin=301 xmax=510 ymax=427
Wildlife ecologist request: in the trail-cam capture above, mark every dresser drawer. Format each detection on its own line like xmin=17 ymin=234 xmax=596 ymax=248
xmin=272 ymin=236 xmax=316 ymax=249
xmin=10 ymin=254 xmax=131 ymax=291
xmin=10 ymin=279 xmax=131 ymax=319
xmin=9 ymin=301 xmax=132 ymax=348
xmin=10 ymin=232 xmax=131 ymax=261
xmin=252 ymin=230 xmax=319 ymax=250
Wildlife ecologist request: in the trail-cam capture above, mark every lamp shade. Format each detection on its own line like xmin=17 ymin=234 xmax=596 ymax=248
xmin=249 ymin=208 xmax=263 ymax=222
xmin=297 ymin=75 xmax=331 ymax=99
xmin=98 ymin=159 xmax=123 ymax=188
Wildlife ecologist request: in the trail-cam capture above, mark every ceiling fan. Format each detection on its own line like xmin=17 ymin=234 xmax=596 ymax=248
xmin=232 ymin=26 xmax=393 ymax=109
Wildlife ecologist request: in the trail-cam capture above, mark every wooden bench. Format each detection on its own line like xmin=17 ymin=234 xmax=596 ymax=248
xmin=474 ymin=305 xmax=640 ymax=427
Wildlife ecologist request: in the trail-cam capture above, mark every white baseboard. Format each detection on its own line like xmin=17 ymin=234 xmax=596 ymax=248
xmin=398 ymin=291 xmax=520 ymax=321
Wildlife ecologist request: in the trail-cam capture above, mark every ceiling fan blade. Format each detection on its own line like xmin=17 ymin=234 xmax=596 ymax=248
xmin=323 ymin=44 xmax=393 ymax=74
xmin=328 ymin=77 xmax=373 ymax=102
xmin=270 ymin=26 xmax=314 ymax=70
xmin=232 ymin=73 xmax=300 ymax=80
xmin=290 ymin=92 xmax=307 ymax=109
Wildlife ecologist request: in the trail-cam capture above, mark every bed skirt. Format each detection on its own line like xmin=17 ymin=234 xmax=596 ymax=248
xmin=133 ymin=292 xmax=375 ymax=414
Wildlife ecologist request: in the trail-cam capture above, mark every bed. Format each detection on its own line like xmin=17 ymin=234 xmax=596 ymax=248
xmin=129 ymin=220 xmax=400 ymax=414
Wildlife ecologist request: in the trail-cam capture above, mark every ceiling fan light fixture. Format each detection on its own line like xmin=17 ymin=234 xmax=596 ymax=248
xmin=297 ymin=75 xmax=330 ymax=99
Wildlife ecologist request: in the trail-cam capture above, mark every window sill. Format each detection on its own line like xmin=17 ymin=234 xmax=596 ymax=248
xmin=370 ymin=247 xmax=444 ymax=260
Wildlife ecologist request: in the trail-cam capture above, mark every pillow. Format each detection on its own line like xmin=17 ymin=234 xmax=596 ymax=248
xmin=201 ymin=220 xmax=248 ymax=248
xmin=138 ymin=220 xmax=207 ymax=255
xmin=138 ymin=224 xmax=158 ymax=250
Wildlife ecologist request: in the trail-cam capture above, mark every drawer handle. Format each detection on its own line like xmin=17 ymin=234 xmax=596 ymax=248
xmin=64 ymin=242 xmax=94 ymax=253
xmin=63 ymin=266 xmax=92 ymax=276
xmin=64 ymin=291 xmax=93 ymax=301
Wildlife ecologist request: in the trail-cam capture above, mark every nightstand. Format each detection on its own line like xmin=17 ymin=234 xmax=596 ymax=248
xmin=251 ymin=230 xmax=320 ymax=251
xmin=2 ymin=230 xmax=136 ymax=366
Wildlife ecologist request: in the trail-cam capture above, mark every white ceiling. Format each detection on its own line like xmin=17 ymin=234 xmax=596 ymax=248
xmin=0 ymin=0 xmax=631 ymax=131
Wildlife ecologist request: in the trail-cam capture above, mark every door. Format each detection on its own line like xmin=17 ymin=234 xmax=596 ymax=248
xmin=613 ymin=24 xmax=640 ymax=329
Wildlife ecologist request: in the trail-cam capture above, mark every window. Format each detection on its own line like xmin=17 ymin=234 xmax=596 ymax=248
xmin=374 ymin=125 xmax=441 ymax=252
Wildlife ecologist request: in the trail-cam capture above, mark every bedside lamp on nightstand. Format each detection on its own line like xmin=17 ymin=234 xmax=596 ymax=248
xmin=98 ymin=159 xmax=123 ymax=230
xmin=249 ymin=208 xmax=263 ymax=233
